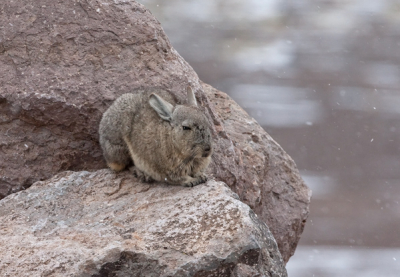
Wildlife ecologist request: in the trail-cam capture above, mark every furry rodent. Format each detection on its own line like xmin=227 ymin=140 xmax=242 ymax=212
xmin=99 ymin=87 xmax=213 ymax=187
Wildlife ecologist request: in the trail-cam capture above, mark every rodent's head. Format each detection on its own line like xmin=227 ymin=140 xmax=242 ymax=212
xmin=149 ymin=87 xmax=213 ymax=160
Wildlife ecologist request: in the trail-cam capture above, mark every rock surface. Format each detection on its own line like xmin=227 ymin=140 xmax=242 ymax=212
xmin=201 ymin=84 xmax=311 ymax=262
xmin=0 ymin=170 xmax=287 ymax=277
xmin=0 ymin=0 xmax=311 ymax=262
xmin=0 ymin=0 xmax=200 ymax=196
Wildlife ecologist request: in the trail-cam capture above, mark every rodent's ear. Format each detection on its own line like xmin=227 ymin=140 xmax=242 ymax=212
xmin=187 ymin=86 xmax=198 ymax=107
xmin=149 ymin=93 xmax=174 ymax=121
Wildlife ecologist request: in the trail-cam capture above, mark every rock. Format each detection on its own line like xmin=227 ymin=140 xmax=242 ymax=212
xmin=201 ymin=84 xmax=311 ymax=263
xmin=0 ymin=170 xmax=287 ymax=276
xmin=0 ymin=0 xmax=201 ymax=197
xmin=0 ymin=0 xmax=310 ymax=262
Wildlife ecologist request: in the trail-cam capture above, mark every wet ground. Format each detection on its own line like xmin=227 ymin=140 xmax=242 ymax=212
xmin=137 ymin=0 xmax=400 ymax=275
xmin=286 ymin=246 xmax=400 ymax=277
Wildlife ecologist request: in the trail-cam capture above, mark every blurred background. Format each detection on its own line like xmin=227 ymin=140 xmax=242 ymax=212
xmin=136 ymin=0 xmax=400 ymax=276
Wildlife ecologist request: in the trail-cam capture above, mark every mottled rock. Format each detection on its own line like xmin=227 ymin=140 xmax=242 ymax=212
xmin=0 ymin=0 xmax=201 ymax=197
xmin=0 ymin=0 xmax=310 ymax=262
xmin=0 ymin=170 xmax=287 ymax=277
xmin=201 ymin=84 xmax=311 ymax=262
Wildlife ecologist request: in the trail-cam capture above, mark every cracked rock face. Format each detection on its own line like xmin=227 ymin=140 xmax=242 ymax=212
xmin=0 ymin=0 xmax=310 ymax=262
xmin=0 ymin=170 xmax=288 ymax=277
xmin=202 ymin=84 xmax=311 ymax=263
xmin=0 ymin=0 xmax=199 ymax=196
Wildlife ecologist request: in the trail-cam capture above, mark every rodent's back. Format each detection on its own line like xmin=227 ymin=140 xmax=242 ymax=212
xmin=99 ymin=93 xmax=142 ymax=144
xmin=100 ymin=89 xmax=179 ymax=142
xmin=123 ymin=92 xmax=179 ymax=180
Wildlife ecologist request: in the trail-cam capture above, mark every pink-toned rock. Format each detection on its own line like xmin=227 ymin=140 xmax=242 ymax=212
xmin=0 ymin=170 xmax=288 ymax=276
xmin=0 ymin=0 xmax=200 ymax=197
xmin=0 ymin=0 xmax=310 ymax=262
xmin=201 ymin=84 xmax=311 ymax=262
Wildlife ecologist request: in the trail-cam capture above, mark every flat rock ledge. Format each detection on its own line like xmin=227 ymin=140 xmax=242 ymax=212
xmin=0 ymin=170 xmax=287 ymax=277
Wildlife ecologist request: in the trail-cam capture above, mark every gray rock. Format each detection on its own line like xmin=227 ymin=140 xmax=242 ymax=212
xmin=0 ymin=0 xmax=310 ymax=262
xmin=0 ymin=170 xmax=287 ymax=276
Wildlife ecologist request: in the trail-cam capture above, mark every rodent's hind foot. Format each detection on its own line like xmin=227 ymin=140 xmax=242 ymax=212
xmin=130 ymin=166 xmax=154 ymax=183
xmin=182 ymin=174 xmax=208 ymax=187
xmin=108 ymin=162 xmax=126 ymax=172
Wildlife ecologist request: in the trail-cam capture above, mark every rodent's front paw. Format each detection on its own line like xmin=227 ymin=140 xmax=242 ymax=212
xmin=197 ymin=174 xmax=208 ymax=184
xmin=183 ymin=174 xmax=207 ymax=187
xmin=183 ymin=180 xmax=198 ymax=187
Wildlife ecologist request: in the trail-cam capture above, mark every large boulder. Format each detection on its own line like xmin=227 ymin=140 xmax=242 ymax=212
xmin=201 ymin=84 xmax=311 ymax=262
xmin=0 ymin=0 xmax=310 ymax=262
xmin=0 ymin=0 xmax=197 ymax=195
xmin=0 ymin=170 xmax=287 ymax=276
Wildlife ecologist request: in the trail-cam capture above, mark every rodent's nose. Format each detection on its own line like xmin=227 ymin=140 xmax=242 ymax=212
xmin=203 ymin=145 xmax=212 ymax=157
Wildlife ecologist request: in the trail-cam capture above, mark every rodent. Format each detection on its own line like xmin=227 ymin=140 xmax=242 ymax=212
xmin=99 ymin=87 xmax=213 ymax=187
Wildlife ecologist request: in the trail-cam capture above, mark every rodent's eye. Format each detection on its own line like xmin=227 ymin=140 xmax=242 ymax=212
xmin=182 ymin=126 xmax=191 ymax=131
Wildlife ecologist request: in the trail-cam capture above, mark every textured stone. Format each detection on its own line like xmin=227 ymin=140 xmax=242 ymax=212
xmin=0 ymin=0 xmax=201 ymax=197
xmin=0 ymin=0 xmax=310 ymax=262
xmin=201 ymin=84 xmax=311 ymax=262
xmin=0 ymin=170 xmax=287 ymax=276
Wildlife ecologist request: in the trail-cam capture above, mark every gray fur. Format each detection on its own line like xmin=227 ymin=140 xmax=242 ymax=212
xmin=99 ymin=87 xmax=213 ymax=187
